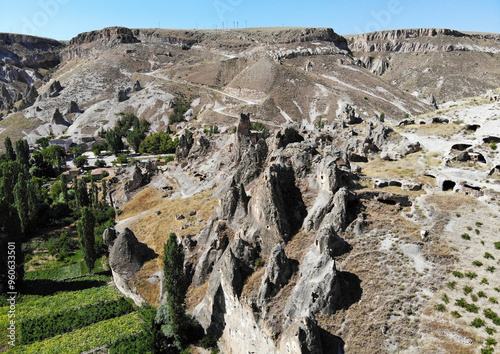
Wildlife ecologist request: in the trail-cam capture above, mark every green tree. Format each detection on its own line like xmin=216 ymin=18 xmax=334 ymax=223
xmin=29 ymin=150 xmax=54 ymax=177
xmin=15 ymin=139 xmax=30 ymax=168
xmin=14 ymin=172 xmax=29 ymax=237
xmin=68 ymin=146 xmax=83 ymax=159
xmin=77 ymin=207 xmax=96 ymax=273
xmin=41 ymin=145 xmax=66 ymax=172
xmin=50 ymin=180 xmax=63 ymax=202
xmin=0 ymin=203 xmax=24 ymax=293
xmin=26 ymin=178 xmax=40 ymax=230
xmin=36 ymin=137 xmax=50 ymax=149
xmin=0 ymin=161 xmax=20 ymax=206
xmin=106 ymin=129 xmax=124 ymax=156
xmin=90 ymin=178 xmax=98 ymax=207
xmin=60 ymin=174 xmax=68 ymax=203
xmin=74 ymin=155 xmax=88 ymax=169
xmin=158 ymin=233 xmax=189 ymax=350
xmin=92 ymin=142 xmax=107 ymax=157
xmin=4 ymin=137 xmax=16 ymax=162
xmin=139 ymin=132 xmax=179 ymax=154
xmin=75 ymin=178 xmax=90 ymax=208
xmin=169 ymin=96 xmax=190 ymax=124
xmin=127 ymin=126 xmax=146 ymax=153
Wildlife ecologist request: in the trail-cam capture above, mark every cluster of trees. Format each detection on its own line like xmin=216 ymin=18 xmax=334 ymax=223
xmin=94 ymin=112 xmax=180 ymax=157
xmin=102 ymin=113 xmax=150 ymax=155
xmin=0 ymin=135 xmax=117 ymax=293
xmin=139 ymin=132 xmax=179 ymax=154
xmin=169 ymin=96 xmax=191 ymax=125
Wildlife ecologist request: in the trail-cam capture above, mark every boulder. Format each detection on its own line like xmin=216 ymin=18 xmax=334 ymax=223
xmin=455 ymin=151 xmax=471 ymax=162
xmin=219 ymin=178 xmax=249 ymax=226
xmin=117 ymin=89 xmax=129 ymax=102
xmin=192 ymin=220 xmax=230 ymax=286
xmin=184 ymin=108 xmax=194 ymax=121
xmin=367 ymin=122 xmax=393 ymax=149
xmin=103 ymin=227 xmax=117 ymax=248
xmin=124 ymin=166 xmax=146 ymax=192
xmin=340 ymin=103 xmax=361 ymax=125
xmin=233 ymin=137 xmax=268 ymax=185
xmin=175 ymin=133 xmax=193 ymax=162
xmin=371 ymin=58 xmax=388 ymax=75
xmin=315 ymin=224 xmax=350 ymax=257
xmin=237 ymin=112 xmax=251 ymax=137
xmin=109 ymin=228 xmax=156 ymax=280
xmin=0 ymin=84 xmax=12 ymax=105
xmin=246 ymin=163 xmax=306 ymax=255
xmin=187 ymin=135 xmax=210 ymax=158
xmin=132 ymin=80 xmax=142 ymax=91
xmin=273 ymin=126 xmax=305 ymax=150
xmin=284 ymin=248 xmax=344 ymax=320
xmin=19 ymin=85 xmax=38 ymax=110
xmin=426 ymin=94 xmax=438 ymax=109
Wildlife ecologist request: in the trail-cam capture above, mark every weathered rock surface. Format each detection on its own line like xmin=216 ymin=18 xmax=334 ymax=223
xmin=108 ymin=227 xmax=156 ymax=305
xmin=257 ymin=243 xmax=295 ymax=307
xmin=51 ymin=108 xmax=69 ymax=126
xmin=340 ymin=103 xmax=361 ymax=125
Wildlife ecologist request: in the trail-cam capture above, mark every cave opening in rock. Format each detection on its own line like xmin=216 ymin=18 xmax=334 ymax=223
xmin=442 ymin=180 xmax=456 ymax=191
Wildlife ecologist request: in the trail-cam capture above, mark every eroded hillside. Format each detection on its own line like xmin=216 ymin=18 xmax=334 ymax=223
xmin=1 ymin=25 xmax=499 ymax=353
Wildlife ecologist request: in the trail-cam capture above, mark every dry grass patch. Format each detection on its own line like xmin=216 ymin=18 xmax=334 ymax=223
xmin=397 ymin=122 xmax=463 ymax=138
xmin=0 ymin=113 xmax=42 ymax=150
xmin=117 ymin=187 xmax=166 ymax=220
xmin=130 ymin=259 xmax=163 ymax=307
xmin=186 ymin=281 xmax=209 ymax=313
xmin=286 ymin=230 xmax=316 ymax=263
xmin=117 ymin=188 xmax=218 ymax=256
xmin=360 ymin=152 xmax=424 ymax=180
xmin=241 ymin=266 xmax=266 ymax=299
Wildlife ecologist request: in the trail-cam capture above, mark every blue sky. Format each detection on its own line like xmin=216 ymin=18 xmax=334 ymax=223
xmin=0 ymin=0 xmax=499 ymax=40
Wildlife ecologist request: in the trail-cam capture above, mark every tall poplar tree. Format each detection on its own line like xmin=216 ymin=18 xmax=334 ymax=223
xmin=4 ymin=137 xmax=16 ymax=161
xmin=77 ymin=207 xmax=96 ymax=273
xmin=14 ymin=172 xmax=29 ymax=238
xmin=158 ymin=233 xmax=189 ymax=350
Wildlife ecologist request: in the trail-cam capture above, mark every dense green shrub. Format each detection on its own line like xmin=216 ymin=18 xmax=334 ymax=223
xmin=484 ymin=252 xmax=494 ymax=260
xmin=465 ymin=272 xmax=477 ymax=279
xmin=435 ymin=303 xmax=446 ymax=312
xmin=455 ymin=298 xmax=479 ymax=313
xmin=139 ymin=132 xmax=179 ymax=154
xmin=471 ymin=318 xmax=486 ymax=328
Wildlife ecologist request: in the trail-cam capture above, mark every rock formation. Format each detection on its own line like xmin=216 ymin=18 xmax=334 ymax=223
xmin=107 ymin=227 xmax=156 ymax=305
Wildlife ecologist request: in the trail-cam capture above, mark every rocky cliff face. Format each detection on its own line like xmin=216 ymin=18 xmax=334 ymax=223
xmin=0 ymin=33 xmax=63 ymax=116
xmin=348 ymin=28 xmax=500 ymax=53
xmin=179 ymin=116 xmax=369 ymax=352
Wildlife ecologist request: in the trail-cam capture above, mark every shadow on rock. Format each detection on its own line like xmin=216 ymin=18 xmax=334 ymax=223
xmin=319 ymin=328 xmax=345 ymax=354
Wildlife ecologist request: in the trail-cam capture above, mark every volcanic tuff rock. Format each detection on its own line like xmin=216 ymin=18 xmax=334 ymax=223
xmin=108 ymin=227 xmax=156 ymax=305
xmin=256 ymin=243 xmax=295 ymax=307
xmin=1 ymin=23 xmax=500 ymax=353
